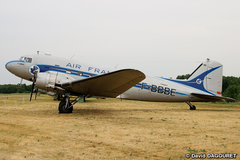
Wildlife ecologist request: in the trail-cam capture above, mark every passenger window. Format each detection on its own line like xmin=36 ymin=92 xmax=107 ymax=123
xmin=66 ymin=70 xmax=72 ymax=74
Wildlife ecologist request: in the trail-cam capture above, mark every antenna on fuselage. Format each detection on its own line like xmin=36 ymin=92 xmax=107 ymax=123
xmin=36 ymin=51 xmax=51 ymax=56
xmin=115 ymin=64 xmax=119 ymax=69
xmin=71 ymin=55 xmax=75 ymax=59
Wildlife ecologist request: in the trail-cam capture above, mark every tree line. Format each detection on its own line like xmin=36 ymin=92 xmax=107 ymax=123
xmin=0 ymin=84 xmax=32 ymax=93
xmin=1 ymin=76 xmax=240 ymax=100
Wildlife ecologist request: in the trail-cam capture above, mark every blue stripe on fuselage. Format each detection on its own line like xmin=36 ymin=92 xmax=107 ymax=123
xmin=35 ymin=64 xmax=192 ymax=97
xmin=5 ymin=60 xmax=25 ymax=69
xmin=36 ymin=64 xmax=97 ymax=78
xmin=132 ymin=83 xmax=191 ymax=96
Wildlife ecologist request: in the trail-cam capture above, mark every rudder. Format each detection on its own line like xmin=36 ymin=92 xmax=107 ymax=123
xmin=188 ymin=59 xmax=223 ymax=96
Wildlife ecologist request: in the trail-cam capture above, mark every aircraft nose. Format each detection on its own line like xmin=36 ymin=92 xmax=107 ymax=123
xmin=5 ymin=61 xmax=13 ymax=72
xmin=5 ymin=61 xmax=11 ymax=70
xmin=5 ymin=60 xmax=18 ymax=74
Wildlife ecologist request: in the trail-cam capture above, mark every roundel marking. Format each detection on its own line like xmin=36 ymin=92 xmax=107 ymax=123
xmin=29 ymin=65 xmax=40 ymax=76
xmin=196 ymin=78 xmax=202 ymax=84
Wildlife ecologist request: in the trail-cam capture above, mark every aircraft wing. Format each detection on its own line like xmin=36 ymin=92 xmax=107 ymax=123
xmin=191 ymin=93 xmax=236 ymax=101
xmin=59 ymin=69 xmax=145 ymax=98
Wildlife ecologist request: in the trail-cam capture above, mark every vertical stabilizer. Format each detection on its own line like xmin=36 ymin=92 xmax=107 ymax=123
xmin=188 ymin=59 xmax=223 ymax=96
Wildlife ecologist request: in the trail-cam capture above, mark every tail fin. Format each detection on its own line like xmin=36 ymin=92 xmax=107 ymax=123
xmin=160 ymin=59 xmax=223 ymax=96
xmin=188 ymin=59 xmax=223 ymax=96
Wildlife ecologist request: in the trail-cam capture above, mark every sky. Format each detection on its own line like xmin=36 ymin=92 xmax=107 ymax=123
xmin=1 ymin=0 xmax=240 ymax=84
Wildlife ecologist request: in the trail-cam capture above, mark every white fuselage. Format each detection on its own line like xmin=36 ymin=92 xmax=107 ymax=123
xmin=5 ymin=54 xmax=215 ymax=102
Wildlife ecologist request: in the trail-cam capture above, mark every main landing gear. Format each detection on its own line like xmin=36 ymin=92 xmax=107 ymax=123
xmin=186 ymin=101 xmax=196 ymax=110
xmin=58 ymin=94 xmax=85 ymax=113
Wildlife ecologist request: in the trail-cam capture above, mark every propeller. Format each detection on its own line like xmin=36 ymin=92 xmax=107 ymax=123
xmin=35 ymin=88 xmax=38 ymax=100
xmin=30 ymin=71 xmax=37 ymax=101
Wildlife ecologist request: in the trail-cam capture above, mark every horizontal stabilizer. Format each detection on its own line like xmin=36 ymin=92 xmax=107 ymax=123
xmin=191 ymin=93 xmax=236 ymax=101
xmin=59 ymin=69 xmax=145 ymax=98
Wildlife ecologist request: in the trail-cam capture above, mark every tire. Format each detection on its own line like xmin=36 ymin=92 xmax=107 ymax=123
xmin=58 ymin=100 xmax=73 ymax=113
xmin=190 ymin=105 xmax=196 ymax=110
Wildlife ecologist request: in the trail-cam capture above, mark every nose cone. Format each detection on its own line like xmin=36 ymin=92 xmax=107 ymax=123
xmin=6 ymin=60 xmax=30 ymax=80
xmin=5 ymin=60 xmax=21 ymax=74
xmin=5 ymin=61 xmax=13 ymax=72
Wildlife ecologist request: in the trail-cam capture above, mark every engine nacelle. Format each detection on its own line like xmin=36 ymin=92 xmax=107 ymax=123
xmin=36 ymin=71 xmax=76 ymax=92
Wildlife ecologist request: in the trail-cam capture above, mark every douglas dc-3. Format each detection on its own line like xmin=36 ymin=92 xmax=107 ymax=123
xmin=5 ymin=52 xmax=235 ymax=113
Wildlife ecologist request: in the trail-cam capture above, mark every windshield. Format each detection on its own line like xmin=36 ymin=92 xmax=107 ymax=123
xmin=19 ymin=56 xmax=32 ymax=63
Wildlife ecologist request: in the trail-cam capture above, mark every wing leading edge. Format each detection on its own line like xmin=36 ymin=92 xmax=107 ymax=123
xmin=59 ymin=69 xmax=146 ymax=98
xmin=191 ymin=93 xmax=236 ymax=101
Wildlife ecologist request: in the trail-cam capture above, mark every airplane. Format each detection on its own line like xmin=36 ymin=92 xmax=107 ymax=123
xmin=5 ymin=52 xmax=235 ymax=113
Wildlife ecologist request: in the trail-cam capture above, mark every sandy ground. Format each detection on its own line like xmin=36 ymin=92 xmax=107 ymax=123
xmin=0 ymin=94 xmax=239 ymax=160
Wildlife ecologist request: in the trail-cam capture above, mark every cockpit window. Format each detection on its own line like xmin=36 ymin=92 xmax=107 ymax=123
xmin=19 ymin=56 xmax=32 ymax=63
xmin=25 ymin=57 xmax=32 ymax=63
xmin=19 ymin=57 xmax=25 ymax=61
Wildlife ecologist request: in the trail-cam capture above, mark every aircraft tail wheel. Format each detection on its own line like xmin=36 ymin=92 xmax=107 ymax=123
xmin=58 ymin=100 xmax=73 ymax=113
xmin=190 ymin=105 xmax=196 ymax=110
xmin=186 ymin=102 xmax=196 ymax=110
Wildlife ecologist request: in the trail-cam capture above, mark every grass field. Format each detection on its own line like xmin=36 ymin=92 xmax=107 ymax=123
xmin=0 ymin=93 xmax=239 ymax=160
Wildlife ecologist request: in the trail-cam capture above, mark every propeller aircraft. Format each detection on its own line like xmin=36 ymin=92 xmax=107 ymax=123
xmin=5 ymin=52 xmax=235 ymax=113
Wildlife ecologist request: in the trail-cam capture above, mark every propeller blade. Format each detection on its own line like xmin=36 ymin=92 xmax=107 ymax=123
xmin=30 ymin=71 xmax=37 ymax=101
xmin=30 ymin=81 xmax=35 ymax=101
xmin=35 ymin=88 xmax=38 ymax=100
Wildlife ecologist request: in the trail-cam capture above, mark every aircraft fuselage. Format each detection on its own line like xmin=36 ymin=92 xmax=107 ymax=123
xmin=6 ymin=54 xmax=220 ymax=103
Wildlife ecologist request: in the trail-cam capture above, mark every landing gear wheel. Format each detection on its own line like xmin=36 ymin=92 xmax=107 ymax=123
xmin=186 ymin=102 xmax=196 ymax=110
xmin=58 ymin=100 xmax=73 ymax=113
xmin=190 ymin=105 xmax=196 ymax=110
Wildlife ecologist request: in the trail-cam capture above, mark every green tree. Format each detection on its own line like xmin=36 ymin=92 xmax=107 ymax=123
xmin=222 ymin=85 xmax=240 ymax=100
xmin=222 ymin=76 xmax=240 ymax=94
xmin=0 ymin=84 xmax=32 ymax=93
xmin=176 ymin=74 xmax=190 ymax=79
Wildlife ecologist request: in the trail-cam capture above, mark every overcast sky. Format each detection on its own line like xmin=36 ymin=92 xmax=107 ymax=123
xmin=1 ymin=0 xmax=240 ymax=84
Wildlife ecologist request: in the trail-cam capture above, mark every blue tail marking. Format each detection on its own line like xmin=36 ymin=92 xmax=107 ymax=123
xmin=157 ymin=66 xmax=221 ymax=96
